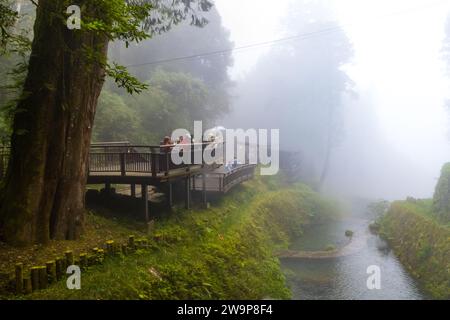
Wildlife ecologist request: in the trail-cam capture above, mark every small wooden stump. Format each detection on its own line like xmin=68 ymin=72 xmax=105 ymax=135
xmin=46 ymin=261 xmax=56 ymax=284
xmin=23 ymin=277 xmax=32 ymax=294
xmin=30 ymin=267 xmax=40 ymax=291
xmin=65 ymin=251 xmax=74 ymax=266
xmin=113 ymin=242 xmax=120 ymax=255
xmin=106 ymin=240 xmax=115 ymax=255
xmin=55 ymin=257 xmax=64 ymax=280
xmin=97 ymin=249 xmax=105 ymax=263
xmin=87 ymin=254 xmax=95 ymax=266
xmin=90 ymin=247 xmax=99 ymax=264
xmin=121 ymin=244 xmax=128 ymax=255
xmin=15 ymin=263 xmax=23 ymax=294
xmin=38 ymin=266 xmax=48 ymax=289
xmin=79 ymin=253 xmax=88 ymax=269
xmin=128 ymin=235 xmax=135 ymax=251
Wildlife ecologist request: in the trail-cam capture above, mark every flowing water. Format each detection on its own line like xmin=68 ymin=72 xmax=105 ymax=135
xmin=281 ymin=203 xmax=427 ymax=300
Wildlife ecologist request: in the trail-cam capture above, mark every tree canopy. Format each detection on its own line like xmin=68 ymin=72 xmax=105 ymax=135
xmin=94 ymin=69 xmax=221 ymax=144
xmin=96 ymin=5 xmax=233 ymax=144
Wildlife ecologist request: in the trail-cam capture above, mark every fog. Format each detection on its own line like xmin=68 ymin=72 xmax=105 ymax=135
xmin=216 ymin=0 xmax=450 ymax=200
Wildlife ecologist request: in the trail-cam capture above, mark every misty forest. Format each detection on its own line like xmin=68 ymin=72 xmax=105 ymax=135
xmin=0 ymin=0 xmax=449 ymax=300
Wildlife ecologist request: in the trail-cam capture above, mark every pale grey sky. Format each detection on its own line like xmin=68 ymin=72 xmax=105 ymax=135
xmin=215 ymin=0 xmax=450 ymax=198
xmin=337 ymin=0 xmax=450 ymax=198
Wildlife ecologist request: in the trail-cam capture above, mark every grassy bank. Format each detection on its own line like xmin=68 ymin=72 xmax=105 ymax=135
xmin=12 ymin=174 xmax=336 ymax=300
xmin=379 ymin=200 xmax=450 ymax=299
xmin=0 ymin=212 xmax=147 ymax=291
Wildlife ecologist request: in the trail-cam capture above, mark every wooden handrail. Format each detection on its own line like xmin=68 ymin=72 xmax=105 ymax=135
xmin=87 ymin=145 xmax=216 ymax=176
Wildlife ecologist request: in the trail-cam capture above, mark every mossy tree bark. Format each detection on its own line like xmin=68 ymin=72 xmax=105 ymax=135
xmin=0 ymin=0 xmax=108 ymax=245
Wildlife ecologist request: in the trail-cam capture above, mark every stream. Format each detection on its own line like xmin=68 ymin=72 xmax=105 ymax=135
xmin=281 ymin=202 xmax=427 ymax=300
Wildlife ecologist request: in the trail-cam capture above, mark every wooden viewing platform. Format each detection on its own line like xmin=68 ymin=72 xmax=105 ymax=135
xmin=0 ymin=142 xmax=257 ymax=221
xmin=88 ymin=141 xmax=212 ymax=184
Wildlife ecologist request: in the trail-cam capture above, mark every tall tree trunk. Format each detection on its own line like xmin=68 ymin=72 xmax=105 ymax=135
xmin=0 ymin=0 xmax=108 ymax=245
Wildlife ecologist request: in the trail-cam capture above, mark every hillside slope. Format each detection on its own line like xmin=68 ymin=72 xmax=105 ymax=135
xmin=379 ymin=201 xmax=450 ymax=299
xmin=19 ymin=175 xmax=337 ymax=300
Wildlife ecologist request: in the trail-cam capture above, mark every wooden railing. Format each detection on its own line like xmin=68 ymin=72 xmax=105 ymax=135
xmin=88 ymin=142 xmax=224 ymax=178
xmin=222 ymin=165 xmax=256 ymax=192
xmin=192 ymin=164 xmax=256 ymax=193
xmin=0 ymin=142 xmax=228 ymax=180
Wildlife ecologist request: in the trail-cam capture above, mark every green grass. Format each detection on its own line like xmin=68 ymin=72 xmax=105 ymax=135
xmin=15 ymin=174 xmax=338 ymax=300
xmin=379 ymin=200 xmax=450 ymax=299
xmin=432 ymin=163 xmax=450 ymax=224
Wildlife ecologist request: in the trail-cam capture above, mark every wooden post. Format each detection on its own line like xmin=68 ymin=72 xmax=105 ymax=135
xmin=15 ymin=263 xmax=23 ymax=294
xmin=30 ymin=267 xmax=40 ymax=291
xmin=121 ymin=244 xmax=128 ymax=255
xmin=55 ymin=257 xmax=64 ymax=280
xmin=131 ymin=184 xmax=136 ymax=197
xmin=128 ymin=235 xmax=135 ymax=250
xmin=23 ymin=277 xmax=32 ymax=294
xmin=151 ymin=152 xmax=157 ymax=178
xmin=79 ymin=253 xmax=87 ymax=269
xmin=142 ymin=184 xmax=149 ymax=222
xmin=120 ymin=153 xmax=126 ymax=176
xmin=38 ymin=266 xmax=48 ymax=289
xmin=97 ymin=249 xmax=105 ymax=263
xmin=65 ymin=251 xmax=74 ymax=266
xmin=185 ymin=176 xmax=191 ymax=209
xmin=165 ymin=151 xmax=170 ymax=176
xmin=46 ymin=261 xmax=56 ymax=284
xmin=89 ymin=248 xmax=98 ymax=265
xmin=106 ymin=240 xmax=114 ymax=255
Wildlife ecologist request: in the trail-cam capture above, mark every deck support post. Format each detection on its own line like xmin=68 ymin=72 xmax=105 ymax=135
xmin=130 ymin=184 xmax=136 ymax=198
xmin=104 ymin=182 xmax=113 ymax=196
xmin=185 ymin=177 xmax=191 ymax=209
xmin=142 ymin=184 xmax=149 ymax=222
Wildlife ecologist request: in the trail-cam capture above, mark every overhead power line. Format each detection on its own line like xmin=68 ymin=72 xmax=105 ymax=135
xmin=125 ymin=25 xmax=345 ymax=68
xmin=124 ymin=0 xmax=449 ymax=69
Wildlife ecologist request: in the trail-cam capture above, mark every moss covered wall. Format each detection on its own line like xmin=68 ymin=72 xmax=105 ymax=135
xmin=380 ymin=202 xmax=450 ymax=299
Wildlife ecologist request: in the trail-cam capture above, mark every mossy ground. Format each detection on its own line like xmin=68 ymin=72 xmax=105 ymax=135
xmin=0 ymin=212 xmax=146 ymax=276
xmin=2 ymin=173 xmax=337 ymax=300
